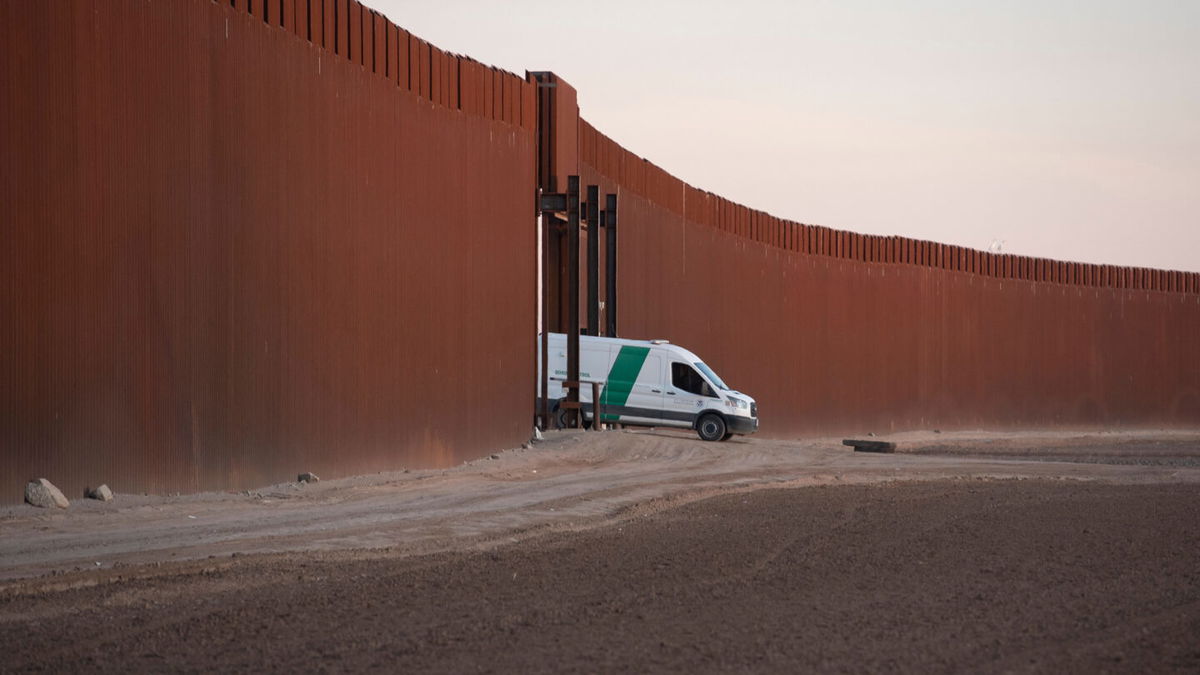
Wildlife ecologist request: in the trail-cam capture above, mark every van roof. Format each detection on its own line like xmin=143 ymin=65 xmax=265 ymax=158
xmin=544 ymin=332 xmax=705 ymax=364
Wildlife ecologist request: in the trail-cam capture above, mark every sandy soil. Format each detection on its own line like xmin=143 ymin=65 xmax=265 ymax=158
xmin=2 ymin=429 xmax=1198 ymax=582
xmin=2 ymin=481 xmax=1198 ymax=672
xmin=2 ymin=429 xmax=1199 ymax=672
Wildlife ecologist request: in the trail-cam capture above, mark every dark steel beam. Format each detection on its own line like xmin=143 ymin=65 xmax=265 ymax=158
xmin=605 ymin=193 xmax=618 ymax=337
xmin=539 ymin=193 xmax=566 ymax=212
xmin=566 ymin=175 xmax=581 ymax=428
xmin=598 ymin=209 xmax=606 ymax=333
xmin=533 ymin=71 xmax=554 ymax=431
xmin=586 ymin=184 xmax=599 ymax=337
xmin=540 ymin=198 xmax=551 ymax=431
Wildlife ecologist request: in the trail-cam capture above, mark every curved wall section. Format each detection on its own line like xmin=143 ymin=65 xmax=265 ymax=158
xmin=0 ymin=1 xmax=536 ymax=503
xmin=577 ymin=122 xmax=1200 ymax=436
xmin=3 ymin=0 xmax=1197 ymax=504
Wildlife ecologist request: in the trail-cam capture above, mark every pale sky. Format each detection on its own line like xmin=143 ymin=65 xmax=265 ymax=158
xmin=374 ymin=0 xmax=1199 ymax=272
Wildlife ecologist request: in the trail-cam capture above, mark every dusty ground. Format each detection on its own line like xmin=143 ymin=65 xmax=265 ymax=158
xmin=2 ymin=429 xmax=1199 ymax=672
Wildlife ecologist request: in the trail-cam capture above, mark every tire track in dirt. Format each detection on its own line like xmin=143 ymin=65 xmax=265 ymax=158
xmin=1 ymin=430 xmax=1198 ymax=583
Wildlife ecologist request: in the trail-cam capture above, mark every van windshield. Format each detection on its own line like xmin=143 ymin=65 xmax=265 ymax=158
xmin=694 ymin=362 xmax=730 ymax=391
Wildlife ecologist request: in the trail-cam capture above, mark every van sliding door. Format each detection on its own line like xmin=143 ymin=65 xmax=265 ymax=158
xmin=598 ymin=347 xmax=663 ymax=424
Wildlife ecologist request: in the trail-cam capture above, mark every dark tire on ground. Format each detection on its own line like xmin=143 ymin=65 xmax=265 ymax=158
xmin=721 ymin=432 xmax=734 ymax=441
xmin=555 ymin=406 xmax=574 ymax=430
xmin=556 ymin=407 xmax=591 ymax=430
xmin=696 ymin=414 xmax=726 ymax=442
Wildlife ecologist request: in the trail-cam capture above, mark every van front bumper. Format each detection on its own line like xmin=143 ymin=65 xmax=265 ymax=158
xmin=728 ymin=415 xmax=759 ymax=435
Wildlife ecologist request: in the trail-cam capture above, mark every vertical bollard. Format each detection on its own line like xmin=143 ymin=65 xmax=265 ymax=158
xmin=592 ymin=381 xmax=603 ymax=431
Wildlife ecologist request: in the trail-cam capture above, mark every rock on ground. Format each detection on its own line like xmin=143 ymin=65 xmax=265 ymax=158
xmin=25 ymin=479 xmax=69 ymax=509
xmin=85 ymin=485 xmax=114 ymax=502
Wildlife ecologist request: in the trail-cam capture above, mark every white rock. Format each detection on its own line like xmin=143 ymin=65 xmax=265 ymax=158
xmin=85 ymin=484 xmax=114 ymax=502
xmin=25 ymin=478 xmax=69 ymax=509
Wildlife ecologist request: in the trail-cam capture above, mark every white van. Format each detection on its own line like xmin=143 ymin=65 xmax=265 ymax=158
xmin=538 ymin=333 xmax=758 ymax=441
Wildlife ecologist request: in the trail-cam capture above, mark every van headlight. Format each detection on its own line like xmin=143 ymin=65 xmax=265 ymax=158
xmin=726 ymin=397 xmax=749 ymax=410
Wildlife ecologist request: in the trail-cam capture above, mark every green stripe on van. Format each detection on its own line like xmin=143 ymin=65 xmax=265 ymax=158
xmin=599 ymin=346 xmax=650 ymax=419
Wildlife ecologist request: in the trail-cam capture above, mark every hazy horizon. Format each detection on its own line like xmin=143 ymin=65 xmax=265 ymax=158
xmin=374 ymin=0 xmax=1199 ymax=272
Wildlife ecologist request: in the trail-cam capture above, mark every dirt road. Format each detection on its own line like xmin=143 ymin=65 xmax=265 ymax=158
xmin=2 ymin=430 xmax=1198 ymax=581
xmin=2 ymin=430 xmax=1199 ymax=672
xmin=3 ymin=480 xmax=1199 ymax=672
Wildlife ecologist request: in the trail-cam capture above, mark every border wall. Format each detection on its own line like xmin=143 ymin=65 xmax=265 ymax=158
xmin=573 ymin=118 xmax=1200 ymax=435
xmin=1 ymin=0 xmax=536 ymax=504
xmin=3 ymin=0 xmax=1198 ymax=504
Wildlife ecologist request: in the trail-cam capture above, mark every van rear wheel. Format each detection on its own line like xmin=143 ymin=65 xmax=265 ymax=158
xmin=555 ymin=406 xmax=574 ymax=430
xmin=696 ymin=414 xmax=726 ymax=442
xmin=555 ymin=406 xmax=590 ymax=430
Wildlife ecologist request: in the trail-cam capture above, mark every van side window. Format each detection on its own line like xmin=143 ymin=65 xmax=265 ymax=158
xmin=672 ymin=362 xmax=715 ymax=397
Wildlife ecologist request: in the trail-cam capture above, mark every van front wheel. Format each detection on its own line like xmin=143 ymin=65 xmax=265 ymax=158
xmin=696 ymin=414 xmax=726 ymax=442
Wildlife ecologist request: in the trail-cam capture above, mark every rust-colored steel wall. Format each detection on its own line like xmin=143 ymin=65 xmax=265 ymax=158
xmin=0 ymin=1 xmax=537 ymax=504
xmin=5 ymin=3 xmax=1198 ymax=504
xmin=576 ymin=120 xmax=1200 ymax=436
